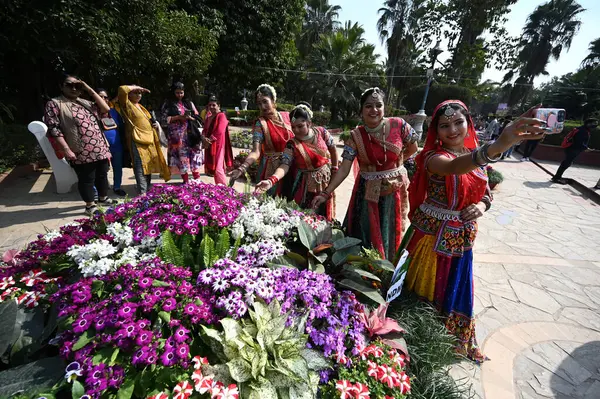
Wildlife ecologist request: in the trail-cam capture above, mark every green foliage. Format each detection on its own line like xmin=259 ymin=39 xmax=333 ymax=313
xmin=201 ymin=300 xmax=329 ymax=399
xmin=486 ymin=166 xmax=504 ymax=186
xmin=403 ymin=84 xmax=472 ymax=114
xmin=389 ymin=297 xmax=469 ymax=399
xmin=0 ymin=0 xmax=220 ymax=122
xmin=0 ymin=357 xmax=65 ymax=398
xmin=157 ymin=231 xmax=185 ymax=266
xmin=505 ymin=0 xmax=585 ymax=106
xmin=0 ymin=124 xmax=41 ymax=173
xmin=205 ymin=0 xmax=305 ymax=104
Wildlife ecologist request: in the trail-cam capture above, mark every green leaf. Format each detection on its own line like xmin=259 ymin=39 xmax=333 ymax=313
xmin=181 ymin=234 xmax=195 ymax=268
xmin=0 ymin=299 xmax=18 ymax=355
xmin=300 ymin=348 xmax=331 ymax=371
xmin=200 ymin=235 xmax=215 ymax=268
xmin=0 ymin=357 xmax=64 ymax=397
xmin=152 ymin=280 xmax=171 ymax=287
xmin=342 ymin=265 xmax=381 ymax=281
xmin=221 ymin=318 xmax=242 ymax=342
xmin=284 ymin=252 xmax=308 ymax=268
xmin=308 ymin=260 xmax=325 ymax=274
xmin=110 ymin=348 xmax=120 ymax=366
xmin=308 ymin=250 xmax=327 ymax=264
xmin=372 ymin=259 xmax=396 ymax=272
xmin=282 ymin=357 xmax=309 ymax=381
xmin=249 ymin=378 xmax=278 ymax=399
xmin=91 ymin=279 xmax=104 ymax=294
xmin=215 ymin=229 xmax=231 ymax=259
xmin=72 ymin=329 xmax=95 ymax=351
xmin=333 ymin=237 xmax=362 ymax=250
xmin=116 ymin=375 xmax=135 ymax=399
xmin=159 ymin=230 xmax=184 ymax=266
xmin=289 ymin=382 xmax=315 ymax=399
xmin=72 ymin=380 xmax=85 ymax=399
xmin=339 ymin=279 xmax=386 ymax=305
xmin=158 ymin=311 xmax=171 ymax=323
xmin=92 ymin=347 xmax=114 ymax=365
xmin=298 ymin=220 xmax=317 ymax=250
xmin=261 ymin=315 xmax=287 ymax=347
xmin=331 ymin=229 xmax=345 ymax=242
xmin=227 ymin=358 xmax=252 ymax=382
xmin=230 ymin=236 xmax=242 ymax=260
xmin=315 ymin=226 xmax=332 ymax=245
xmin=332 ymin=245 xmax=361 ymax=266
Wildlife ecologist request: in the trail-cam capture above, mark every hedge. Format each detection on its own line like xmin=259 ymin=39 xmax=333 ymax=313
xmin=403 ymin=84 xmax=472 ymax=115
xmin=539 ymin=120 xmax=600 ymax=150
xmin=223 ymin=110 xmax=331 ymax=127
xmin=0 ymin=123 xmax=41 ymax=173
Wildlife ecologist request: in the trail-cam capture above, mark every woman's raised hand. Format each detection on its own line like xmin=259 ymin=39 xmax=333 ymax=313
xmin=227 ymin=168 xmax=243 ymax=180
xmin=497 ymin=104 xmax=546 ymax=146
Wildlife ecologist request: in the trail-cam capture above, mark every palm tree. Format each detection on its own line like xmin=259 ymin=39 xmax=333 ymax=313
xmin=298 ymin=0 xmax=342 ymax=59
xmin=310 ymin=21 xmax=383 ymax=120
xmin=582 ymin=37 xmax=600 ymax=68
xmin=507 ymin=0 xmax=585 ymax=106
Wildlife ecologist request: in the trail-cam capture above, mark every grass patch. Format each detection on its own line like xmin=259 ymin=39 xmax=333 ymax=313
xmin=389 ymin=296 xmax=473 ymax=399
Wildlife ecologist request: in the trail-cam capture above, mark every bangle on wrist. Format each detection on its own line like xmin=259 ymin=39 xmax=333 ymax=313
xmin=319 ymin=191 xmax=331 ymax=199
xmin=331 ymin=165 xmax=339 ymax=171
xmin=267 ymin=175 xmax=279 ymax=186
xmin=482 ymin=143 xmax=501 ymax=163
xmin=481 ymin=196 xmax=492 ymax=212
xmin=472 ymin=149 xmax=487 ymax=167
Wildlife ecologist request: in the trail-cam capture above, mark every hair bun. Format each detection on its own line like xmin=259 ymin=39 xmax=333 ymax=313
xmin=296 ymin=101 xmax=312 ymax=110
xmin=292 ymin=103 xmax=313 ymax=120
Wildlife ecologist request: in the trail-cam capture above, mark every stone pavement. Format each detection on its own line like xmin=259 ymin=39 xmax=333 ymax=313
xmin=2 ymin=134 xmax=600 ymax=399
xmin=530 ymin=158 xmax=599 ymax=189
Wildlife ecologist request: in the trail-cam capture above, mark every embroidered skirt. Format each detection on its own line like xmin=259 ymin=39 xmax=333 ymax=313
xmin=398 ymin=226 xmax=487 ymax=363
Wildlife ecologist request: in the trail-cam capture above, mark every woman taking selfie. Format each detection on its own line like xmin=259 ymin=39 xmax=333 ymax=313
xmin=256 ymin=103 xmax=338 ymax=220
xmin=228 ymin=84 xmax=294 ymax=197
xmin=160 ymin=82 xmax=202 ymax=183
xmin=401 ymin=100 xmax=545 ymax=362
xmin=312 ymin=88 xmax=418 ymax=259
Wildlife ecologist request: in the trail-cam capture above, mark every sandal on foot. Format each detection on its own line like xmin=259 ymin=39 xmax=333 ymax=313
xmin=85 ymin=205 xmax=98 ymax=216
xmin=97 ymin=197 xmax=118 ymax=205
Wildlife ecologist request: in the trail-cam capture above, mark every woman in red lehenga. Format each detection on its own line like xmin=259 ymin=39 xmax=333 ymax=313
xmin=255 ymin=103 xmax=338 ymax=220
xmin=312 ymin=88 xmax=418 ymax=260
xmin=203 ymin=95 xmax=233 ymax=185
xmin=399 ymin=100 xmax=545 ymax=362
xmin=228 ymin=84 xmax=294 ymax=198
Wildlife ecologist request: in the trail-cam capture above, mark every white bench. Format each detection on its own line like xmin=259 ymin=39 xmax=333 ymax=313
xmin=27 ymin=121 xmax=78 ymax=194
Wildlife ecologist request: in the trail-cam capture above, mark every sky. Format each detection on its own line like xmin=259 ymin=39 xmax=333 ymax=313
xmin=336 ymin=0 xmax=599 ymax=86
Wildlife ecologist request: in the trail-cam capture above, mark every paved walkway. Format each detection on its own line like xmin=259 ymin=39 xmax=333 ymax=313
xmin=1 ymin=137 xmax=600 ymax=399
xmin=531 ymin=158 xmax=599 ymax=189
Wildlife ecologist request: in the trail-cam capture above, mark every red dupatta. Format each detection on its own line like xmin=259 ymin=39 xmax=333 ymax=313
xmin=204 ymin=111 xmax=234 ymax=173
xmin=259 ymin=112 xmax=294 ymax=153
xmin=292 ymin=127 xmax=330 ymax=170
xmin=409 ymin=100 xmax=484 ymax=218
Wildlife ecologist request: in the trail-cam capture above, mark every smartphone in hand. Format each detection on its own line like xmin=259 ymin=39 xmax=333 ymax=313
xmin=534 ymin=108 xmax=566 ymax=134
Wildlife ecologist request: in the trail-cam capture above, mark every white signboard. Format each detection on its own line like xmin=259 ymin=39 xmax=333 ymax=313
xmin=386 ymin=250 xmax=409 ymax=303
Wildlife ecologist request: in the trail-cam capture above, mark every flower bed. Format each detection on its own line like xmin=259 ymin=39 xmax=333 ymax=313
xmin=0 ymin=182 xmax=413 ymax=399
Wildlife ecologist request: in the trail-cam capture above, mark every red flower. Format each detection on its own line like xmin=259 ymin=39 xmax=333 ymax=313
xmin=147 ymin=393 xmax=169 ymax=399
xmin=336 ymin=380 xmax=355 ymax=399
xmin=213 ymin=384 xmax=239 ymax=399
xmin=173 ymin=380 xmax=193 ymax=399
xmin=376 ymin=365 xmax=396 ymax=389
xmin=396 ymin=371 xmax=411 ymax=394
xmin=351 ymin=382 xmax=370 ymax=399
xmin=192 ymin=355 xmax=209 ymax=370
xmin=0 ymin=276 xmax=15 ymax=290
xmin=367 ymin=360 xmax=379 ymax=378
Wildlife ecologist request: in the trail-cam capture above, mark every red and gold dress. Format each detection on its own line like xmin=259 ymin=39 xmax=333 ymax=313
xmin=252 ymin=112 xmax=295 ymax=197
xmin=342 ymin=117 xmax=416 ymax=260
xmin=281 ymin=127 xmax=336 ymax=220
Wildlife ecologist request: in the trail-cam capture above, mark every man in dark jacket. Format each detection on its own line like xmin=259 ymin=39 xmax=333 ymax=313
xmin=552 ymin=118 xmax=598 ymax=184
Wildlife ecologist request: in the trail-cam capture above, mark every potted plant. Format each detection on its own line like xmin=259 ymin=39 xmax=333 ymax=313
xmin=487 ymin=165 xmax=504 ymax=190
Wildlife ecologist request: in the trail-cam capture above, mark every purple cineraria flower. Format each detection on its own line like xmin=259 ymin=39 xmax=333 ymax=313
xmin=135 ymin=330 xmax=154 ymax=346
xmin=183 ymin=303 xmax=197 ymax=316
xmin=132 ymin=347 xmax=149 ymax=366
xmin=117 ymin=302 xmax=137 ymax=319
xmin=72 ymin=318 xmax=91 ymax=334
xmin=160 ymin=350 xmax=177 ymax=367
xmin=138 ymin=277 xmax=153 ymax=289
xmin=164 ymin=338 xmax=177 ymax=350
xmin=212 ymin=278 xmax=229 ymax=292
xmin=175 ymin=343 xmax=190 ymax=359
xmin=173 ymin=326 xmax=190 ymax=343
xmin=162 ymin=298 xmax=177 ymax=312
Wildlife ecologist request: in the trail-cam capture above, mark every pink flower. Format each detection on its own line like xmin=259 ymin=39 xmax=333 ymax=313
xmin=351 ymin=382 xmax=370 ymax=399
xmin=173 ymin=380 xmax=193 ymax=399
xmin=334 ymin=351 xmax=350 ymax=365
xmin=336 ymin=380 xmax=355 ymax=399
xmin=389 ymin=350 xmax=407 ymax=369
xmin=213 ymin=384 xmax=239 ymax=399
xmin=2 ymin=249 xmax=20 ymax=266
xmin=359 ymin=303 xmax=408 ymax=357
xmin=361 ymin=345 xmax=384 ymax=359
xmin=147 ymin=393 xmax=169 ymax=399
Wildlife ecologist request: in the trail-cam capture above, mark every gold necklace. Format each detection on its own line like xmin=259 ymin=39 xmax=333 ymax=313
xmin=442 ymin=147 xmax=469 ymax=156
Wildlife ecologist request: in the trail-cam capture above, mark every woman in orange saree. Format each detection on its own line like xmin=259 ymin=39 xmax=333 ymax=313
xmin=255 ymin=103 xmax=338 ymax=220
xmin=228 ymin=84 xmax=294 ymax=198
